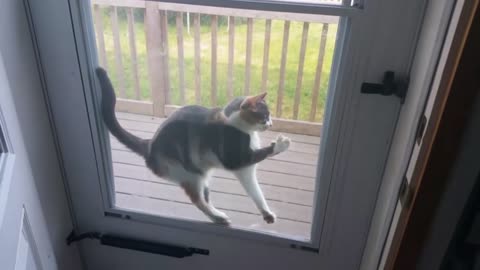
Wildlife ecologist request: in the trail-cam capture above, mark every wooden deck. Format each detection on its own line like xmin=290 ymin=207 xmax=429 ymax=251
xmin=110 ymin=112 xmax=320 ymax=240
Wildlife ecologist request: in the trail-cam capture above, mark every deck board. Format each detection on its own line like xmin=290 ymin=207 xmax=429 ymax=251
xmin=115 ymin=170 xmax=314 ymax=206
xmin=112 ymin=149 xmax=317 ymax=178
xmin=110 ymin=137 xmax=318 ymax=165
xmin=116 ymin=177 xmax=312 ymax=222
xmin=113 ymin=162 xmax=316 ymax=191
xmin=111 ymin=112 xmax=321 ymax=240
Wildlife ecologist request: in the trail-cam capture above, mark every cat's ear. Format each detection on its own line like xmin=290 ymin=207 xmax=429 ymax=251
xmin=257 ymin=92 xmax=267 ymax=101
xmin=241 ymin=92 xmax=267 ymax=110
xmin=240 ymin=97 xmax=254 ymax=110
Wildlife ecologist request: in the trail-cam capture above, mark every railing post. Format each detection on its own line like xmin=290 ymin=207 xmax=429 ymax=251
xmin=145 ymin=2 xmax=165 ymax=117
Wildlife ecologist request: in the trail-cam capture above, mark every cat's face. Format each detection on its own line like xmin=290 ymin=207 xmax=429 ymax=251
xmin=239 ymin=92 xmax=273 ymax=132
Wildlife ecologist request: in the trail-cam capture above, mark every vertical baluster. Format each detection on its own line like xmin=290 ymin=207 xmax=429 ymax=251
xmin=194 ymin=14 xmax=201 ymax=104
xmin=160 ymin=10 xmax=171 ymax=104
xmin=261 ymin=19 xmax=272 ymax=93
xmin=211 ymin=15 xmax=218 ymax=106
xmin=93 ymin=5 xmax=107 ymax=68
xmin=293 ymin=22 xmax=309 ymax=119
xmin=244 ymin=18 xmax=253 ymax=95
xmin=127 ymin=7 xmax=141 ymax=100
xmin=176 ymin=12 xmax=186 ymax=104
xmin=187 ymin=12 xmax=190 ymax=34
xmin=310 ymin=24 xmax=329 ymax=121
xmin=276 ymin=21 xmax=290 ymax=117
xmin=227 ymin=16 xmax=235 ymax=100
xmin=111 ymin=6 xmax=126 ymax=97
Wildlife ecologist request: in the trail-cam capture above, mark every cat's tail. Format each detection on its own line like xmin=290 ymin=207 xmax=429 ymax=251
xmin=95 ymin=67 xmax=150 ymax=157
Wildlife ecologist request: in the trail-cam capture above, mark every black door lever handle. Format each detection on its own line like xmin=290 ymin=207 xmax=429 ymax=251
xmin=361 ymin=71 xmax=408 ymax=104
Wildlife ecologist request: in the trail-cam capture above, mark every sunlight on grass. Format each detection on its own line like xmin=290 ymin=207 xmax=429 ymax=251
xmin=96 ymin=8 xmax=338 ymax=122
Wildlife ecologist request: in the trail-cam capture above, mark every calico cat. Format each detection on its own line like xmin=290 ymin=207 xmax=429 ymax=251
xmin=96 ymin=68 xmax=290 ymax=224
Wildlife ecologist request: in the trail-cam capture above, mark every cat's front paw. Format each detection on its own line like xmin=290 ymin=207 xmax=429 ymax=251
xmin=272 ymin=135 xmax=291 ymax=155
xmin=262 ymin=210 xmax=276 ymax=224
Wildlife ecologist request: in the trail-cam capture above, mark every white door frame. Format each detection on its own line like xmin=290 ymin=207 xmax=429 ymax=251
xmin=27 ymin=0 xmax=429 ymax=268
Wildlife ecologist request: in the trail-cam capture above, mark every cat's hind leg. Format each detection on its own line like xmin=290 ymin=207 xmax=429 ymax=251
xmin=181 ymin=181 xmax=230 ymax=225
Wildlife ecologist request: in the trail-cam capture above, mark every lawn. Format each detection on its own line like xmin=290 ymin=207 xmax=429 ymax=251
xmin=96 ymin=8 xmax=338 ymax=121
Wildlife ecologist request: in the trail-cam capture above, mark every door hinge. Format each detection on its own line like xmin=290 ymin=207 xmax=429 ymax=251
xmin=361 ymin=71 xmax=409 ymax=104
xmin=415 ymin=115 xmax=427 ymax=145
xmin=66 ymin=230 xmax=209 ymax=258
xmin=398 ymin=176 xmax=414 ymax=209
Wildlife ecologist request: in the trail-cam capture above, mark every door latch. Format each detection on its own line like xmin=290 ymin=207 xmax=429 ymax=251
xmin=361 ymin=71 xmax=409 ymax=104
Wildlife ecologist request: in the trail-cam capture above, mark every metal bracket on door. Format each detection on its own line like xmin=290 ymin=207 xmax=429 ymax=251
xmin=415 ymin=115 xmax=428 ymax=145
xmin=361 ymin=71 xmax=409 ymax=104
xmin=398 ymin=176 xmax=414 ymax=209
xmin=66 ymin=230 xmax=209 ymax=258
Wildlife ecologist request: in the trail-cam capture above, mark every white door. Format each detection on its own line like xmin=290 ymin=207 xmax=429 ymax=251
xmin=0 ymin=57 xmax=51 ymax=270
xmin=28 ymin=0 xmax=430 ymax=268
xmin=0 ymin=0 xmax=81 ymax=267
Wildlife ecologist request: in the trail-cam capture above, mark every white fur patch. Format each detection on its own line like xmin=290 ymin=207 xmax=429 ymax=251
xmin=266 ymin=116 xmax=273 ymax=127
xmin=250 ymin=132 xmax=261 ymax=149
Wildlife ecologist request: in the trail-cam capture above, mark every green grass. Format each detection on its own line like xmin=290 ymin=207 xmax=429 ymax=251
xmin=97 ymin=9 xmax=337 ymax=121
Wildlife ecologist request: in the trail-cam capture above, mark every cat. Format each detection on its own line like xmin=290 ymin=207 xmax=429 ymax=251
xmin=96 ymin=67 xmax=290 ymax=225
xmin=223 ymin=94 xmax=278 ymax=223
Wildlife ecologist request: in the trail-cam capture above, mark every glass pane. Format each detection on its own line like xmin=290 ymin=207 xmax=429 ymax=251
xmin=91 ymin=0 xmax=339 ymax=242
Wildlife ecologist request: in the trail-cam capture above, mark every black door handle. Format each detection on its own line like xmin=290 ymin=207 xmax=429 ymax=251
xmin=361 ymin=71 xmax=409 ymax=104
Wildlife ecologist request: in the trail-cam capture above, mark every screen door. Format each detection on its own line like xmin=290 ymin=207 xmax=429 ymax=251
xmin=91 ymin=1 xmax=341 ymax=241
xmin=27 ymin=0 xmax=428 ymax=268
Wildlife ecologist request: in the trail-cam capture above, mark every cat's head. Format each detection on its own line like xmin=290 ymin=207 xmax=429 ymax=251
xmin=239 ymin=92 xmax=273 ymax=132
